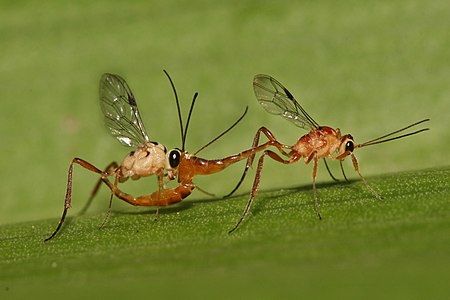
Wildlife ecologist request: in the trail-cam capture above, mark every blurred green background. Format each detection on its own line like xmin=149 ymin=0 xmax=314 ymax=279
xmin=1 ymin=0 xmax=448 ymax=225
xmin=1 ymin=0 xmax=449 ymax=298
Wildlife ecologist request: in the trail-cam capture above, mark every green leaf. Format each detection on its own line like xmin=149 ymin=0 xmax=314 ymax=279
xmin=1 ymin=167 xmax=449 ymax=299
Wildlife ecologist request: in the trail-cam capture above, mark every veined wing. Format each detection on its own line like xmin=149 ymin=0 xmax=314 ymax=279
xmin=253 ymin=74 xmax=320 ymax=130
xmin=99 ymin=73 xmax=150 ymax=147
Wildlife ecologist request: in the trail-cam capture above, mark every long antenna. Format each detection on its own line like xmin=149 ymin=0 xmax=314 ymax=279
xmin=182 ymin=92 xmax=198 ymax=151
xmin=357 ymin=119 xmax=430 ymax=148
xmin=163 ymin=70 xmax=184 ymax=146
xmin=194 ymin=106 xmax=248 ymax=156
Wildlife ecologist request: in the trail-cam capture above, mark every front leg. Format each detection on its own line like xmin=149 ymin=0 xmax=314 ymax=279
xmin=350 ymin=154 xmax=383 ymax=200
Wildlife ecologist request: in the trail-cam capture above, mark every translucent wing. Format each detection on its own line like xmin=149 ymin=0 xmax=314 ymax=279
xmin=253 ymin=74 xmax=320 ymax=130
xmin=99 ymin=73 xmax=150 ymax=147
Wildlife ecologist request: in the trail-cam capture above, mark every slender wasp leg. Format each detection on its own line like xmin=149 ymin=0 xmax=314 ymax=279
xmin=79 ymin=161 xmax=119 ymax=216
xmin=195 ymin=184 xmax=215 ymax=197
xmin=223 ymin=145 xmax=259 ymax=199
xmin=154 ymin=208 xmax=160 ymax=221
xmin=311 ymin=152 xmax=322 ymax=220
xmin=154 ymin=172 xmax=164 ymax=221
xmin=224 ymin=127 xmax=291 ymax=198
xmin=45 ymin=158 xmax=107 ymax=241
xmin=99 ymin=172 xmax=120 ymax=229
xmin=340 ymin=160 xmax=350 ymax=183
xmin=229 ymin=150 xmax=292 ymax=233
xmin=350 ymin=154 xmax=383 ymax=200
xmin=323 ymin=159 xmax=339 ymax=182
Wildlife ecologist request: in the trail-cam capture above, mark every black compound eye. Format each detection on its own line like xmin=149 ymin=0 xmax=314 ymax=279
xmin=345 ymin=140 xmax=354 ymax=152
xmin=168 ymin=150 xmax=181 ymax=168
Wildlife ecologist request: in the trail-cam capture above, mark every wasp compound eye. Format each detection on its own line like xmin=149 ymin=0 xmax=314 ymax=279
xmin=169 ymin=150 xmax=181 ymax=168
xmin=345 ymin=140 xmax=354 ymax=152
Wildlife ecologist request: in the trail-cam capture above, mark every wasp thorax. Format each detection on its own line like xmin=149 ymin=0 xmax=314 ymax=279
xmin=119 ymin=142 xmax=167 ymax=180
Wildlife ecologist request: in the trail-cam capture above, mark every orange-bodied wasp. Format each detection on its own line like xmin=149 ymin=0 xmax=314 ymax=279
xmin=45 ymin=72 xmax=277 ymax=241
xmin=228 ymin=74 xmax=430 ymax=232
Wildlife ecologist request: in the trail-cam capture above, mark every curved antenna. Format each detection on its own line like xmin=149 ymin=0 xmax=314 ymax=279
xmin=182 ymin=92 xmax=198 ymax=151
xmin=163 ymin=70 xmax=184 ymax=146
xmin=194 ymin=106 xmax=248 ymax=156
